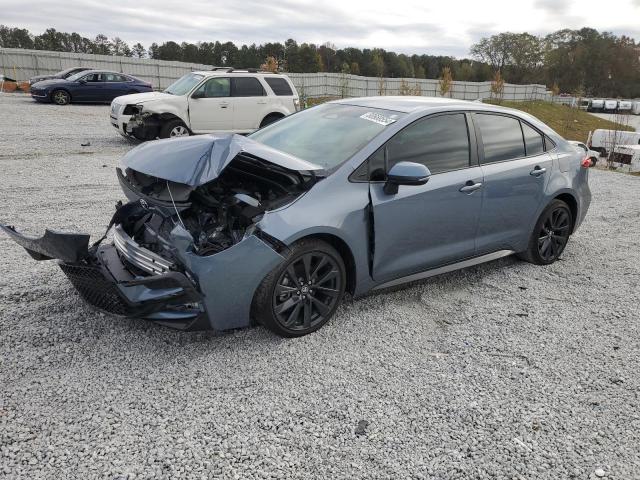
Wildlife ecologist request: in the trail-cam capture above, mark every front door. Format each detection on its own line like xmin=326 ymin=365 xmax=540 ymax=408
xmin=76 ymin=72 xmax=105 ymax=101
xmin=472 ymin=113 xmax=554 ymax=253
xmin=370 ymin=113 xmax=484 ymax=283
xmin=188 ymin=77 xmax=234 ymax=132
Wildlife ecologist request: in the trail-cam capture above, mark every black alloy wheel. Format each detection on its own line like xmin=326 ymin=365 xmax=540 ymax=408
xmin=253 ymin=239 xmax=346 ymax=337
xmin=518 ymin=199 xmax=573 ymax=265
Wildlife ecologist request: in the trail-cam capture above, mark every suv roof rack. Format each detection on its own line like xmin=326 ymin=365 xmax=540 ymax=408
xmin=210 ymin=67 xmax=277 ymax=74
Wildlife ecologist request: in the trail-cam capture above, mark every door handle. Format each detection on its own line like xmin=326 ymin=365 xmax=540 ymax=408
xmin=219 ymin=102 xmax=229 ymax=108
xmin=257 ymin=100 xmax=268 ymax=104
xmin=459 ymin=181 xmax=483 ymax=193
xmin=530 ymin=167 xmax=546 ymax=177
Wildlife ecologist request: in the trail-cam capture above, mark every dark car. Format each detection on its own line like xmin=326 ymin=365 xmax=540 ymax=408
xmin=2 ymin=98 xmax=592 ymax=337
xmin=30 ymin=70 xmax=153 ymax=105
xmin=29 ymin=67 xmax=94 ymax=85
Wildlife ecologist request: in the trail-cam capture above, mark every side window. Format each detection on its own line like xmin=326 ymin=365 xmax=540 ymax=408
xmin=386 ymin=114 xmax=470 ymax=175
xmin=104 ymin=73 xmax=126 ymax=82
xmin=232 ymin=77 xmax=266 ymax=97
xmin=193 ymin=78 xmax=230 ymax=98
xmin=521 ymin=122 xmax=545 ymax=156
xmin=83 ymin=73 xmax=102 ymax=82
xmin=475 ymin=114 xmax=525 ymax=163
xmin=264 ymin=77 xmax=293 ymax=96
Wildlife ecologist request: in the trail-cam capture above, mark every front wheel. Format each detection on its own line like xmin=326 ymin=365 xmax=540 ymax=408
xmin=51 ymin=89 xmax=70 ymax=105
xmin=159 ymin=119 xmax=190 ymax=139
xmin=252 ymin=239 xmax=346 ymax=337
xmin=518 ymin=199 xmax=573 ymax=265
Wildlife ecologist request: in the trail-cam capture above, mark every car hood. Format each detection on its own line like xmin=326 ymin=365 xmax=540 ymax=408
xmin=113 ymin=91 xmax=174 ymax=105
xmin=32 ymin=78 xmax=68 ymax=88
xmin=30 ymin=74 xmax=56 ymax=83
xmin=119 ymin=134 xmax=325 ymax=187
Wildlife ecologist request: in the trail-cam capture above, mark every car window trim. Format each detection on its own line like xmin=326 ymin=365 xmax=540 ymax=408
xmin=349 ymin=111 xmax=476 ymax=183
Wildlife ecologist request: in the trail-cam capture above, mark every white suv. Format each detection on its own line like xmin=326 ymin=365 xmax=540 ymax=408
xmin=110 ymin=69 xmax=300 ymax=140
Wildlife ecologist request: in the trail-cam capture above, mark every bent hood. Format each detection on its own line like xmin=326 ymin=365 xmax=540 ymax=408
xmin=119 ymin=134 xmax=325 ymax=187
xmin=113 ymin=91 xmax=174 ymax=105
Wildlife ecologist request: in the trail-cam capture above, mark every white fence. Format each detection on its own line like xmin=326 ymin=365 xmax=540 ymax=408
xmin=1 ymin=47 xmax=551 ymax=100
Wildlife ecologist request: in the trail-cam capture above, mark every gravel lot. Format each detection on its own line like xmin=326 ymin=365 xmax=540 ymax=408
xmin=1 ymin=93 xmax=640 ymax=480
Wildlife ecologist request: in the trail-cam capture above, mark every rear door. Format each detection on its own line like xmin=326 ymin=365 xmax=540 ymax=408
xmin=103 ymin=73 xmax=131 ymax=100
xmin=369 ymin=112 xmax=484 ymax=283
xmin=188 ymin=77 xmax=234 ymax=132
xmin=472 ymin=113 xmax=554 ymax=254
xmin=230 ymin=77 xmax=269 ymax=131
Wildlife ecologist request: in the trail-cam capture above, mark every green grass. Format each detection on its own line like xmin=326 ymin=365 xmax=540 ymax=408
xmin=487 ymin=100 xmax=634 ymax=142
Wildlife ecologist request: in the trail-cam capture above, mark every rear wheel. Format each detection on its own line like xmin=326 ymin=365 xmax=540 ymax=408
xmin=259 ymin=113 xmax=284 ymax=128
xmin=252 ymin=239 xmax=346 ymax=337
xmin=51 ymin=89 xmax=70 ymax=105
xmin=159 ymin=119 xmax=190 ymax=139
xmin=518 ymin=199 xmax=573 ymax=265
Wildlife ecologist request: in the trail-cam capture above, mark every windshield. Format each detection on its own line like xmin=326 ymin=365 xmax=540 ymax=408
xmin=249 ymin=103 xmax=404 ymax=170
xmin=164 ymin=73 xmax=204 ymax=95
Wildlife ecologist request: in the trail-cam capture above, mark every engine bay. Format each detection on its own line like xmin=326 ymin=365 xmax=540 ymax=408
xmin=117 ymin=154 xmax=316 ymax=264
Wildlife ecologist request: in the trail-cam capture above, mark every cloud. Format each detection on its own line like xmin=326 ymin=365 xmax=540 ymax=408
xmin=1 ymin=0 xmax=638 ymax=59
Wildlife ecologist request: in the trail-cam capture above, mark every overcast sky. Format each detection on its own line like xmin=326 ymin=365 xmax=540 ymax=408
xmin=2 ymin=0 xmax=640 ymax=57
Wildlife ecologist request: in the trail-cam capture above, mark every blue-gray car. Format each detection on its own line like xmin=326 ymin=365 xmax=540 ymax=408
xmin=1 ymin=97 xmax=592 ymax=337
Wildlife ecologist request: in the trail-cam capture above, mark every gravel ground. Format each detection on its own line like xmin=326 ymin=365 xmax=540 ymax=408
xmin=1 ymin=93 xmax=640 ymax=480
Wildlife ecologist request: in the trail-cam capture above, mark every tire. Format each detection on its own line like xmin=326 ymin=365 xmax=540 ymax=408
xmin=518 ymin=199 xmax=573 ymax=265
xmin=51 ymin=89 xmax=70 ymax=105
xmin=259 ymin=114 xmax=283 ymax=128
xmin=159 ymin=119 xmax=190 ymax=139
xmin=252 ymin=238 xmax=346 ymax=337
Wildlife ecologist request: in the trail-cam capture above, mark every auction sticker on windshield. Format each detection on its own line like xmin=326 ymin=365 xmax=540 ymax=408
xmin=360 ymin=112 xmax=399 ymax=126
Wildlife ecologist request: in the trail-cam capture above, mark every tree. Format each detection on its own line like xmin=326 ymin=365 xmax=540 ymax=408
xmin=439 ymin=66 xmax=453 ymax=97
xmin=92 ymin=34 xmax=111 ymax=55
xmin=260 ymin=56 xmax=278 ymax=72
xmin=111 ymin=37 xmax=131 ymax=56
xmin=490 ymin=70 xmax=505 ymax=102
xmin=131 ymin=43 xmax=146 ymax=58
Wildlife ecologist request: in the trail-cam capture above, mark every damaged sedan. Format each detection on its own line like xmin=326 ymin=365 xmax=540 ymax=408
xmin=2 ymin=98 xmax=591 ymax=337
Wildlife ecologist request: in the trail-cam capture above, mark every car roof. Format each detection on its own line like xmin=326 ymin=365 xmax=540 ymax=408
xmin=77 ymin=70 xmax=134 ymax=76
xmin=328 ymin=96 xmax=524 ymax=115
xmin=192 ymin=70 xmax=288 ymax=78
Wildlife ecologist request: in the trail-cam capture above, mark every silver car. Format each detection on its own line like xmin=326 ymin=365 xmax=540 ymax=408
xmin=2 ymin=97 xmax=592 ymax=337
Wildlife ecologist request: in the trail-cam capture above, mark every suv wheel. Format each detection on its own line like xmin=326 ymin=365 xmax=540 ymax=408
xmin=518 ymin=199 xmax=573 ymax=265
xmin=160 ymin=119 xmax=190 ymax=139
xmin=252 ymin=239 xmax=346 ymax=337
xmin=260 ymin=113 xmax=284 ymax=128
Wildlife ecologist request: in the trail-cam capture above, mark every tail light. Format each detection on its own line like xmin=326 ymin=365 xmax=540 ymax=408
xmin=294 ymin=98 xmax=300 ymax=111
xmin=581 ymin=156 xmax=593 ymax=168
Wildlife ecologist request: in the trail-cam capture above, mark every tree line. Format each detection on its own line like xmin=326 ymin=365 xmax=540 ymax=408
xmin=1 ymin=25 xmax=639 ymax=97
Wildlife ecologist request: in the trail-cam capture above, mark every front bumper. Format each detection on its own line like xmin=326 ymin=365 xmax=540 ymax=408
xmin=1 ymin=219 xmax=285 ymax=332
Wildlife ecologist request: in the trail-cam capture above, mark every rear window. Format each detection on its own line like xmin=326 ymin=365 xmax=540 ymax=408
xmin=476 ymin=114 xmax=525 ymax=163
xmin=265 ymin=77 xmax=293 ymax=96
xmin=232 ymin=77 xmax=265 ymax=97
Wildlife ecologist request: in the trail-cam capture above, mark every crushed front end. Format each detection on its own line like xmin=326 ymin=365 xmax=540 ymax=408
xmin=1 ymin=135 xmax=322 ymax=331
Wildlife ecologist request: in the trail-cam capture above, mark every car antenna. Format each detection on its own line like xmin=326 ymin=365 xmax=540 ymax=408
xmin=166 ymin=180 xmax=186 ymax=229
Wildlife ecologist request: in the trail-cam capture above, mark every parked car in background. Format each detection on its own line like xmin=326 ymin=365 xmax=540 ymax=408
xmin=587 ymin=129 xmax=640 ymax=156
xmin=29 ymin=67 xmax=94 ymax=85
xmin=587 ymin=99 xmax=605 ymax=112
xmin=632 ymin=101 xmax=640 ymax=115
xmin=568 ymin=140 xmax=600 ymax=166
xmin=30 ymin=70 xmax=153 ymax=105
xmin=578 ymin=99 xmax=590 ymax=110
xmin=3 ymin=98 xmax=591 ymax=337
xmin=609 ymin=145 xmax=640 ymax=172
xmin=110 ymin=69 xmax=299 ymax=140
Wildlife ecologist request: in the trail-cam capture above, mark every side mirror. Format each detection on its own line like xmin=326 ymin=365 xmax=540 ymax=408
xmin=191 ymin=90 xmax=205 ymax=99
xmin=384 ymin=161 xmax=431 ymax=195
